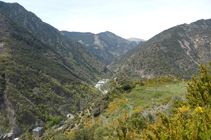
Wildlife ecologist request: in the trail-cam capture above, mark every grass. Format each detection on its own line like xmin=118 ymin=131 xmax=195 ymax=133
xmin=124 ymin=81 xmax=187 ymax=109
xmin=146 ymin=82 xmax=187 ymax=95
xmin=100 ymin=79 xmax=188 ymax=125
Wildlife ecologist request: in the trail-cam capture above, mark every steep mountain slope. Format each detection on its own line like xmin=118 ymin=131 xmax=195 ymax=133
xmin=0 ymin=1 xmax=113 ymax=136
xmin=111 ymin=19 xmax=211 ymax=80
xmin=111 ymin=26 xmax=178 ymax=70
xmin=0 ymin=1 xmax=112 ymax=84
xmin=62 ymin=31 xmax=136 ymax=64
xmin=0 ymin=10 xmax=103 ymax=136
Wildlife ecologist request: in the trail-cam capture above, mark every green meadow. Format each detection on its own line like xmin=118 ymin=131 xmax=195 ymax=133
xmin=124 ymin=81 xmax=187 ymax=110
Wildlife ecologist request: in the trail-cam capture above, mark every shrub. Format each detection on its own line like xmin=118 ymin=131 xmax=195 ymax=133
xmin=151 ymin=92 xmax=163 ymax=98
xmin=94 ymin=125 xmax=112 ymax=140
xmin=143 ymin=107 xmax=211 ymax=139
xmin=92 ymin=108 xmax=100 ymax=117
xmin=71 ymin=124 xmax=100 ymax=140
xmin=121 ymin=84 xmax=132 ymax=91
xmin=186 ymin=63 xmax=211 ymax=108
xmin=107 ymin=63 xmax=211 ymax=139
xmin=119 ymin=102 xmax=127 ymax=109
xmin=54 ymin=134 xmax=70 ymax=140
xmin=140 ymin=82 xmax=145 ymax=86
xmin=48 ymin=116 xmax=62 ymax=127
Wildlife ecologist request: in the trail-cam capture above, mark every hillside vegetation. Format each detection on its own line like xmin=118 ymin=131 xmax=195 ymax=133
xmin=0 ymin=1 xmax=112 ymax=84
xmin=0 ymin=2 xmax=110 ymax=136
xmin=111 ymin=19 xmax=211 ymax=80
xmin=1 ymin=1 xmax=211 ymax=139
xmin=62 ymin=31 xmax=137 ymax=65
xmin=42 ymin=63 xmax=211 ymax=140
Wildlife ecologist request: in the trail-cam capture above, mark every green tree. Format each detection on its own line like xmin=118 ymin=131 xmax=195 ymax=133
xmin=121 ymin=84 xmax=132 ymax=91
xmin=186 ymin=62 xmax=211 ymax=107
xmin=71 ymin=124 xmax=100 ymax=140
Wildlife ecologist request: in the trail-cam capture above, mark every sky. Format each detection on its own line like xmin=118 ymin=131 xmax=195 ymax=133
xmin=3 ymin=0 xmax=211 ymax=40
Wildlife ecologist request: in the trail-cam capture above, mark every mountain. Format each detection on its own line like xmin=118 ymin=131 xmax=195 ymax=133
xmin=62 ymin=31 xmax=136 ymax=65
xmin=0 ymin=1 xmax=112 ymax=136
xmin=0 ymin=1 xmax=112 ymax=84
xmin=127 ymin=37 xmax=145 ymax=46
xmin=111 ymin=19 xmax=211 ymax=80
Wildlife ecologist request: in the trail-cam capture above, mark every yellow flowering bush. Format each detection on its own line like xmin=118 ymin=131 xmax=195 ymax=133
xmin=105 ymin=98 xmax=128 ymax=114
xmin=143 ymin=106 xmax=211 ymax=139
xmin=186 ymin=63 xmax=211 ymax=108
xmin=178 ymin=106 xmax=190 ymax=113
xmin=108 ymin=64 xmax=211 ymax=139
xmin=194 ymin=106 xmax=203 ymax=113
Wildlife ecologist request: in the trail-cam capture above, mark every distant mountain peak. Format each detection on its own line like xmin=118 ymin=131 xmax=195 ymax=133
xmin=62 ymin=31 xmax=136 ymax=64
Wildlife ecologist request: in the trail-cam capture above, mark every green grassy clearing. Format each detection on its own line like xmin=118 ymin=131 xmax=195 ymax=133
xmin=100 ymin=81 xmax=188 ymax=125
xmin=124 ymin=82 xmax=187 ymax=109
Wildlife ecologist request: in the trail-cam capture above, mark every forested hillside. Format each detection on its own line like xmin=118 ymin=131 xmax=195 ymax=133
xmin=0 ymin=2 xmax=111 ymax=137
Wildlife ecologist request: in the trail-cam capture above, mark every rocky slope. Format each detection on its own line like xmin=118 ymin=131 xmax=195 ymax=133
xmin=111 ymin=19 xmax=211 ymax=80
xmin=62 ymin=31 xmax=137 ymax=64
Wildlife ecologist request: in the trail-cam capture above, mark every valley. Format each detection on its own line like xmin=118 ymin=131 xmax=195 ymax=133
xmin=0 ymin=1 xmax=211 ymax=140
xmin=62 ymin=31 xmax=141 ymax=65
xmin=94 ymin=79 xmax=109 ymax=94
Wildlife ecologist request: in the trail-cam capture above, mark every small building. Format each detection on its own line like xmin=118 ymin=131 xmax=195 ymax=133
xmin=3 ymin=133 xmax=15 ymax=140
xmin=97 ymin=80 xmax=105 ymax=84
xmin=95 ymin=83 xmax=101 ymax=88
xmin=67 ymin=114 xmax=74 ymax=119
xmin=114 ymin=77 xmax=117 ymax=82
xmin=32 ymin=127 xmax=44 ymax=137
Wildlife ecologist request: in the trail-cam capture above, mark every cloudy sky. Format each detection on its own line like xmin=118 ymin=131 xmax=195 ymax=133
xmin=3 ymin=0 xmax=211 ymax=40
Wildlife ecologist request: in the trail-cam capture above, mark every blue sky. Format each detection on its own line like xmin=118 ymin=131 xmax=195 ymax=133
xmin=3 ymin=0 xmax=211 ymax=40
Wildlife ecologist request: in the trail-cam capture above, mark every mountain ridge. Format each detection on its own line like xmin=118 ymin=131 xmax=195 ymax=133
xmin=0 ymin=1 xmax=112 ymax=84
xmin=111 ymin=18 xmax=211 ymax=80
xmin=62 ymin=30 xmax=137 ymax=64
